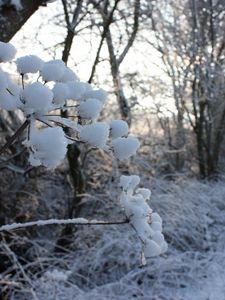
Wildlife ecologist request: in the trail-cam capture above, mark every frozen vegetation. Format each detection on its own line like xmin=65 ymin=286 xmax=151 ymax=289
xmin=0 ymin=41 xmax=166 ymax=298
xmin=28 ymin=177 xmax=225 ymax=300
xmin=1 ymin=159 xmax=225 ymax=300
xmin=0 ymin=41 xmax=224 ymax=300
xmin=0 ymin=42 xmax=140 ymax=169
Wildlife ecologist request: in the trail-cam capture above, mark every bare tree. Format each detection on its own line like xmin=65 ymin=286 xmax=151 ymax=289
xmin=60 ymin=0 xmax=85 ymax=206
xmin=90 ymin=0 xmax=141 ymax=124
xmin=143 ymin=0 xmax=225 ymax=177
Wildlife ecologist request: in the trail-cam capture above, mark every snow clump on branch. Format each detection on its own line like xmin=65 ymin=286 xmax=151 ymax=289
xmin=112 ymin=137 xmax=140 ymax=160
xmin=110 ymin=119 xmax=129 ymax=139
xmin=0 ymin=41 xmax=16 ymax=62
xmin=22 ymin=82 xmax=53 ymax=116
xmin=119 ymin=175 xmax=167 ymax=263
xmin=0 ymin=42 xmax=167 ymax=263
xmin=16 ymin=55 xmax=44 ymax=74
xmin=79 ymin=123 xmax=110 ymax=149
xmin=26 ymin=126 xmax=68 ymax=169
xmin=0 ymin=42 xmax=140 ymax=170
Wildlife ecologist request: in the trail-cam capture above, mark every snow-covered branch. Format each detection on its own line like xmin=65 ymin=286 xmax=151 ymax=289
xmin=0 ymin=41 xmax=140 ymax=169
xmin=0 ymin=218 xmax=129 ymax=232
xmin=0 ymin=41 xmax=168 ymax=263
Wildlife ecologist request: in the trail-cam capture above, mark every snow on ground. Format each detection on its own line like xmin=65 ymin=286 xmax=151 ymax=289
xmin=4 ymin=172 xmax=225 ymax=300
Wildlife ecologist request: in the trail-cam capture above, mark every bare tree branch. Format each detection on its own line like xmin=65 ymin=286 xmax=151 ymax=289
xmin=88 ymin=0 xmax=120 ymax=83
xmin=118 ymin=0 xmax=140 ymax=65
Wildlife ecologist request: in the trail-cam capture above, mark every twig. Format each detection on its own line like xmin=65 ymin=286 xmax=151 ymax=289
xmin=0 ymin=120 xmax=29 ymax=156
xmin=64 ymin=135 xmax=80 ymax=143
xmin=0 ymin=218 xmax=129 ymax=231
xmin=88 ymin=0 xmax=120 ymax=83
xmin=21 ymin=74 xmax=25 ymax=89
xmin=2 ymin=243 xmax=38 ymax=299
xmin=6 ymin=88 xmax=14 ymax=96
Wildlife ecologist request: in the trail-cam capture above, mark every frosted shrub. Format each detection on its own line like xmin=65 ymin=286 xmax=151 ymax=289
xmin=0 ymin=41 xmax=167 ymax=262
xmin=0 ymin=41 xmax=141 ymax=169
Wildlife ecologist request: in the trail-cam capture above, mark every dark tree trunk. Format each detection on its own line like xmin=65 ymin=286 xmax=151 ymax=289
xmin=0 ymin=0 xmax=47 ymax=42
xmin=55 ymin=0 xmax=85 ymax=252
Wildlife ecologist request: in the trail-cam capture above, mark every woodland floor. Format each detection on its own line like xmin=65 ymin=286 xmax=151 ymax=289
xmin=0 ymin=148 xmax=225 ymax=300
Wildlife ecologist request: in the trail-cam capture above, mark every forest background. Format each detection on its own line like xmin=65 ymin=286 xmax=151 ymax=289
xmin=0 ymin=1 xmax=225 ymax=299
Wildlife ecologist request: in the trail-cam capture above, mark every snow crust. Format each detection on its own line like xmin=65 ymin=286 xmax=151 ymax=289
xmin=0 ymin=42 xmax=139 ymax=169
xmin=120 ymin=174 xmax=140 ymax=192
xmin=45 ymin=269 xmax=71 ymax=282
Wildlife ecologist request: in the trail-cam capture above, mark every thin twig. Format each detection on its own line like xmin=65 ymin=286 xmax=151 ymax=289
xmin=118 ymin=0 xmax=140 ymax=66
xmin=21 ymin=74 xmax=25 ymax=89
xmin=0 ymin=120 xmax=29 ymax=156
xmin=65 ymin=135 xmax=80 ymax=143
xmin=61 ymin=0 xmax=71 ymax=29
xmin=88 ymin=0 xmax=120 ymax=83
xmin=0 ymin=218 xmax=129 ymax=231
xmin=6 ymin=88 xmax=14 ymax=96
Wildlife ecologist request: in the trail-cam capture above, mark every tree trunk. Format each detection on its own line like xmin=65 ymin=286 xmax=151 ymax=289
xmin=106 ymin=30 xmax=131 ymax=124
xmin=0 ymin=0 xmax=46 ymax=42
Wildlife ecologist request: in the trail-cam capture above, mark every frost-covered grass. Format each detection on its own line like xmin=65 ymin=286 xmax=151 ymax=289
xmin=2 ymin=174 xmax=225 ymax=300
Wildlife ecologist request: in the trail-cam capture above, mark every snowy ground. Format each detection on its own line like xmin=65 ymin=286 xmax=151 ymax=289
xmin=2 ymin=172 xmax=225 ymax=300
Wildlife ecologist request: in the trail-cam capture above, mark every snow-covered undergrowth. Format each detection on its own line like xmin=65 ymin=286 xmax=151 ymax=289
xmin=2 ymin=175 xmax=225 ymax=300
xmin=0 ymin=41 xmax=167 ymax=297
xmin=0 ymin=41 xmax=224 ymax=299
